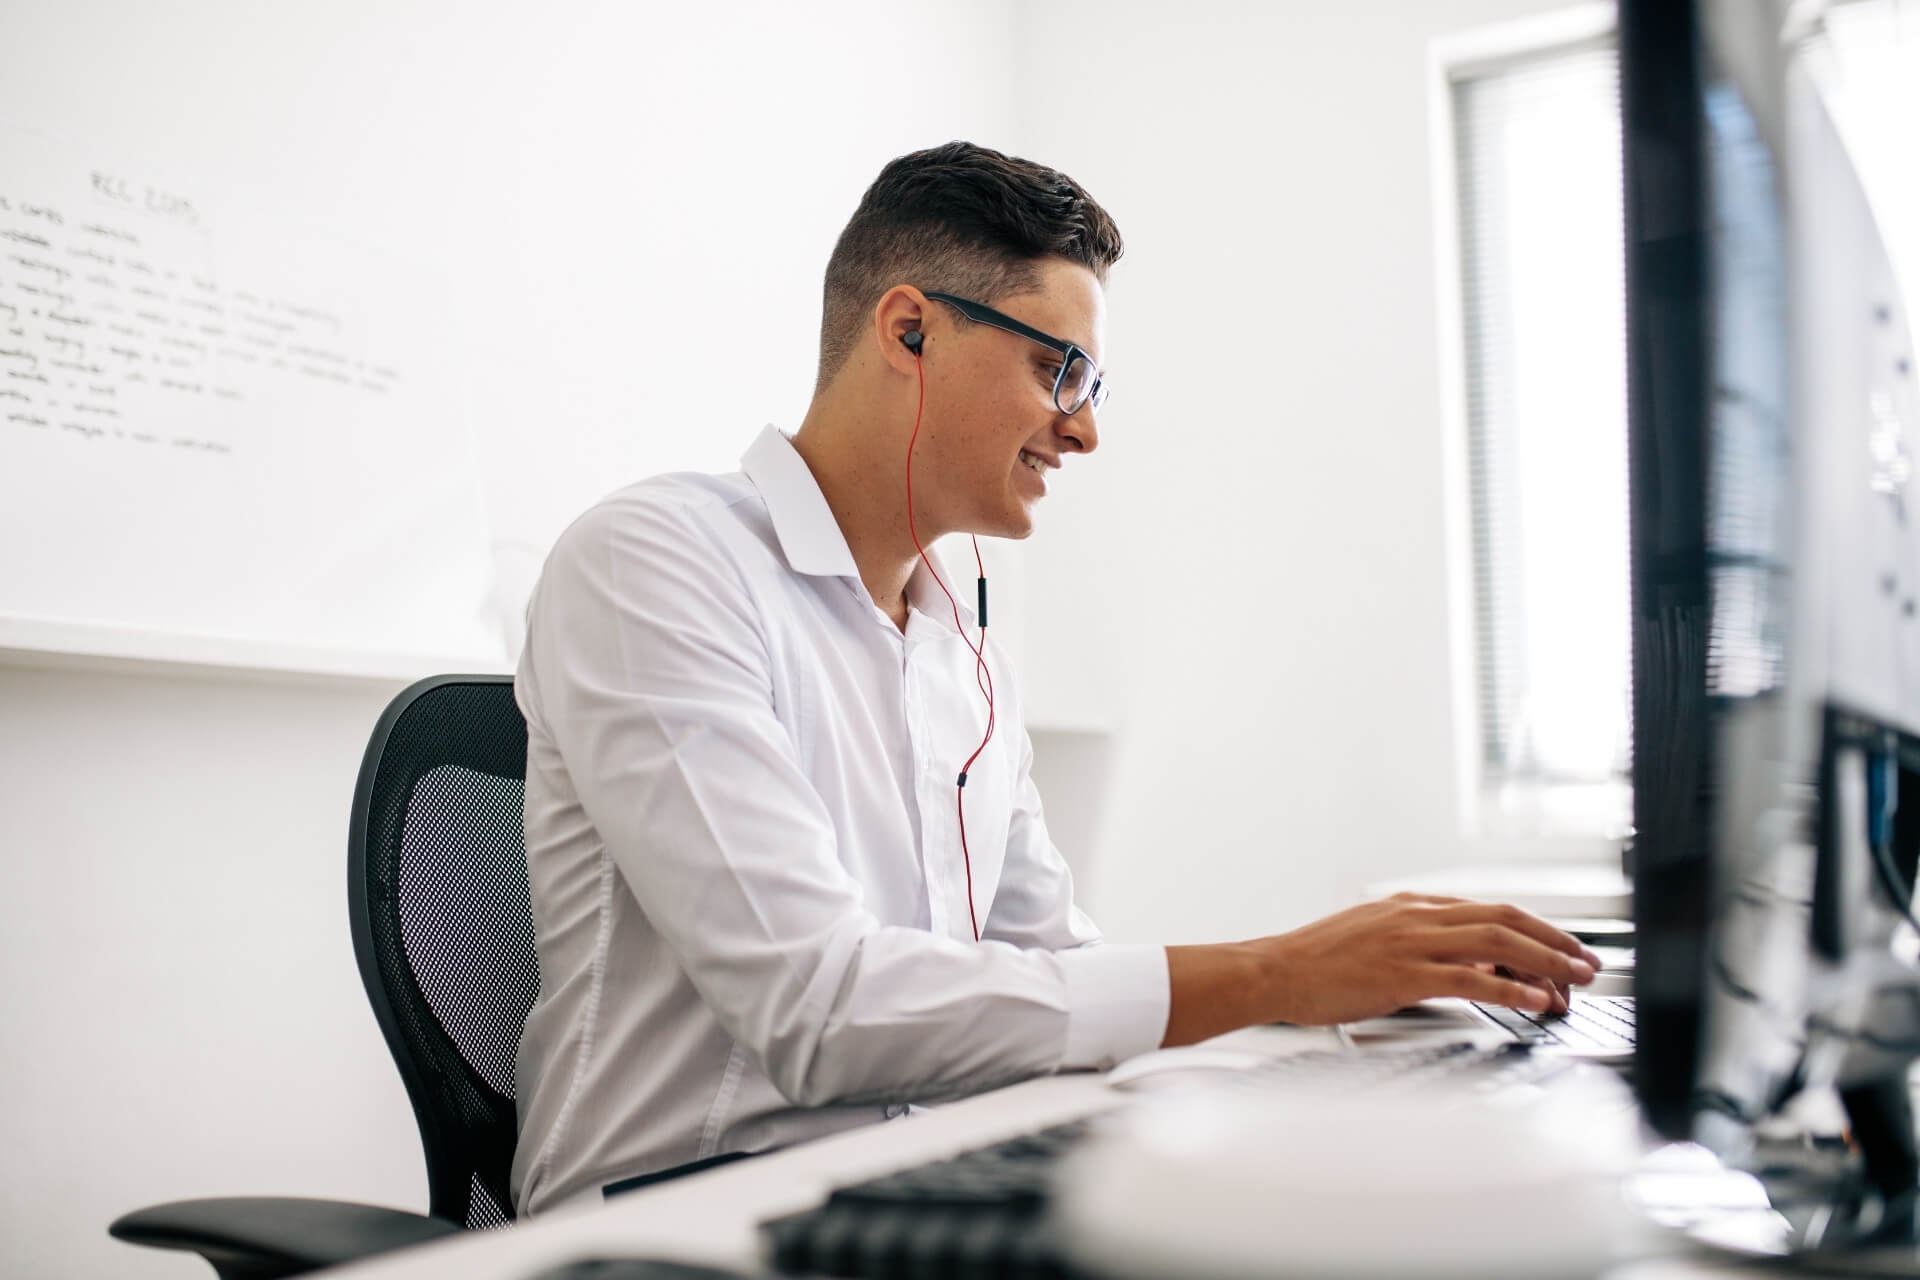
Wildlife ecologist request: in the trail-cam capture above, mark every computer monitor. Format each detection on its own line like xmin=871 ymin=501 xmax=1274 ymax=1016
xmin=1624 ymin=0 xmax=1920 ymax=1260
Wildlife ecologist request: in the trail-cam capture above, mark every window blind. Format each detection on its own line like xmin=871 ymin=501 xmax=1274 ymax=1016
xmin=1453 ymin=42 xmax=1631 ymax=785
xmin=1449 ymin=0 xmax=1915 ymax=795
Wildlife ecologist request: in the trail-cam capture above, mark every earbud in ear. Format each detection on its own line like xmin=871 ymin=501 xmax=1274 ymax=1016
xmin=901 ymin=330 xmax=923 ymax=355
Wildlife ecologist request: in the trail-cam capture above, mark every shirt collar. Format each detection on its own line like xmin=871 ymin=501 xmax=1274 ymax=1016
xmin=742 ymin=425 xmax=861 ymax=581
xmin=741 ymin=426 xmax=977 ymax=632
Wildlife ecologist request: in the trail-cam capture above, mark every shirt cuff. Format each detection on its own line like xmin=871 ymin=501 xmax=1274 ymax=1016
xmin=1056 ymin=943 xmax=1171 ymax=1070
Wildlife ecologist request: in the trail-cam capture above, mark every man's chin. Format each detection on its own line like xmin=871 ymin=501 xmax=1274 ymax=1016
xmin=998 ymin=507 xmax=1037 ymax=540
xmin=964 ymin=520 xmax=1034 ymax=543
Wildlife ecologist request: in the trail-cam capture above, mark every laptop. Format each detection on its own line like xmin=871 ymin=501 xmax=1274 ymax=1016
xmin=1342 ymin=990 xmax=1635 ymax=1065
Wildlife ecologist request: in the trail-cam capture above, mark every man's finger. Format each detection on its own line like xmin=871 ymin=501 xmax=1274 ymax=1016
xmin=1435 ymin=902 xmax=1601 ymax=968
xmin=1432 ymin=924 xmax=1596 ymax=985
xmin=1438 ymin=964 xmax=1555 ymax=1013
xmin=1495 ymin=966 xmax=1572 ymax=1013
xmin=1526 ymin=973 xmax=1572 ymax=1013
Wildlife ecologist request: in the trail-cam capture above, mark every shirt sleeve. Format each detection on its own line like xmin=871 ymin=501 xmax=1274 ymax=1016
xmin=521 ymin=495 xmax=1161 ymax=1107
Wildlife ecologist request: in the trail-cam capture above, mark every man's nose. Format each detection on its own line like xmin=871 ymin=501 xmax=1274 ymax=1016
xmin=1059 ymin=403 xmax=1098 ymax=456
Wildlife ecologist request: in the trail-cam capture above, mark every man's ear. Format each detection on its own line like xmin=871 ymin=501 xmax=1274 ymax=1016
xmin=873 ymin=285 xmax=929 ymax=377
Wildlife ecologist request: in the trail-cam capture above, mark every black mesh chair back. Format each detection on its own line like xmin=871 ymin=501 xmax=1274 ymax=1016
xmin=348 ymin=675 xmax=537 ymax=1230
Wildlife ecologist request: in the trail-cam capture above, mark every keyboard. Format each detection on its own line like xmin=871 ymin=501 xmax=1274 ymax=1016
xmin=760 ymin=1041 xmax=1575 ymax=1279
xmin=1472 ymin=993 xmax=1636 ymax=1053
xmin=762 ymin=1117 xmax=1088 ymax=1280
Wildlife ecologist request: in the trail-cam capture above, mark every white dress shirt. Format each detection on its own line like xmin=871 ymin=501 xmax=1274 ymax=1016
xmin=510 ymin=426 xmax=1169 ymax=1215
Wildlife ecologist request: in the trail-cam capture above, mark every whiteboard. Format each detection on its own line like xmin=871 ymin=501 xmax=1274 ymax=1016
xmin=0 ymin=127 xmax=505 ymax=678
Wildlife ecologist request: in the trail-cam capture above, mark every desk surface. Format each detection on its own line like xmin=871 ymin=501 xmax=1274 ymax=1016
xmin=326 ymin=1024 xmax=1780 ymax=1280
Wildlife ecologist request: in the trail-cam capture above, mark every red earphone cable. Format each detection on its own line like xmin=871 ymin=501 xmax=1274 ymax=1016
xmin=904 ymin=351 xmax=995 ymax=942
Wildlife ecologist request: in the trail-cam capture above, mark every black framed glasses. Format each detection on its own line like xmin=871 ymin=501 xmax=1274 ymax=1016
xmin=924 ymin=291 xmax=1108 ymax=416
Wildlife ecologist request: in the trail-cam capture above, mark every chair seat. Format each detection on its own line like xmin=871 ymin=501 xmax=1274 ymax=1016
xmin=109 ymin=1196 xmax=463 ymax=1280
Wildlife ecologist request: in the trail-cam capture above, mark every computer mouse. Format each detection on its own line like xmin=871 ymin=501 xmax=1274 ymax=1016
xmin=1104 ymin=1046 xmax=1273 ymax=1091
xmin=1057 ymin=1067 xmax=1643 ymax=1279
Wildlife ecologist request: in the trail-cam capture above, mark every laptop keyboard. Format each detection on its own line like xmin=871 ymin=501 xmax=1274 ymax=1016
xmin=1472 ymin=992 xmax=1635 ymax=1053
xmin=760 ymin=1041 xmax=1574 ymax=1279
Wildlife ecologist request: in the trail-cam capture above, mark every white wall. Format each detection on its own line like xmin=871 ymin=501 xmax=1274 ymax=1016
xmin=0 ymin=3 xmax=1015 ymax=1275
xmin=1002 ymin=0 xmax=1570 ymax=942
xmin=0 ymin=1 xmax=1578 ymax=1275
xmin=0 ymin=665 xmax=412 ymax=1279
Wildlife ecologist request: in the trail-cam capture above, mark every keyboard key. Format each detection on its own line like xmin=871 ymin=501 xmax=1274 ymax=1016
xmin=1470 ymin=994 xmax=1635 ymax=1053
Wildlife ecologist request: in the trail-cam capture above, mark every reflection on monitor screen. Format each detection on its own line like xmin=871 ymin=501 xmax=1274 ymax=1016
xmin=1625 ymin=0 xmax=1920 ymax=1264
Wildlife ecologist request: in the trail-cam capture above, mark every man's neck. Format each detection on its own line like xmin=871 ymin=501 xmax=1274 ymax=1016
xmin=790 ymin=399 xmax=928 ymax=633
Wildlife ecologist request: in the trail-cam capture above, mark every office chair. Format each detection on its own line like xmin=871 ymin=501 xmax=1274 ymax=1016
xmin=110 ymin=674 xmax=538 ymax=1278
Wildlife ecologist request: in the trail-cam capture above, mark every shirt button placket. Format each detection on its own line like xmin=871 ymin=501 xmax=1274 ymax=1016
xmin=904 ymin=642 xmax=954 ymax=936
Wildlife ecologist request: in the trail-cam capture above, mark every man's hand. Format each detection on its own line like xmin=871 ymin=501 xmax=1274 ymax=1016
xmin=1161 ymin=894 xmax=1601 ymax=1047
xmin=1260 ymin=893 xmax=1597 ymax=1024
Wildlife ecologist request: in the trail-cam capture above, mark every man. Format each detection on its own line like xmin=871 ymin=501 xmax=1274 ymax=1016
xmin=510 ymin=141 xmax=1599 ymax=1215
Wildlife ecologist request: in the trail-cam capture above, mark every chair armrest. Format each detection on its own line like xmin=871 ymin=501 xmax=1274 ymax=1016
xmin=110 ymin=1196 xmax=463 ymax=1280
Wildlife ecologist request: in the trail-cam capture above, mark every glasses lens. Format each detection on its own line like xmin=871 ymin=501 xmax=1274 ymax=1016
xmin=1056 ymin=353 xmax=1098 ymax=414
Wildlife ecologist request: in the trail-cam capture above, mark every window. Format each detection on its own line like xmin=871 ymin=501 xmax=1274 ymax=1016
xmin=1812 ymin=2 xmax=1920 ymax=293
xmin=1440 ymin=11 xmax=1629 ymax=847
xmin=1455 ymin=37 xmax=1629 ymax=788
xmin=1438 ymin=0 xmax=1920 ymax=849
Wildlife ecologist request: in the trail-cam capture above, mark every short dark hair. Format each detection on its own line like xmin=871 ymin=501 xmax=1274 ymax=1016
xmin=815 ymin=141 xmax=1124 ymax=390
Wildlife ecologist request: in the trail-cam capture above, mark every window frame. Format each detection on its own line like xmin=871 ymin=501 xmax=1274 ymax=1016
xmin=1428 ymin=3 xmax=1629 ymax=862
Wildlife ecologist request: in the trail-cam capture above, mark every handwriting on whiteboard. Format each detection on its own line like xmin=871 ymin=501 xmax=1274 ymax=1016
xmin=0 ymin=182 xmax=403 ymax=454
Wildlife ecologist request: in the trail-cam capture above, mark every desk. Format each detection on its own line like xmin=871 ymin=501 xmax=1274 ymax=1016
xmin=325 ymin=1024 xmax=1771 ymax=1280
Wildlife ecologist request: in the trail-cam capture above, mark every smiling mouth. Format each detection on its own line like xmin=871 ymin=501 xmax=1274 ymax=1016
xmin=1018 ymin=449 xmax=1052 ymax=474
